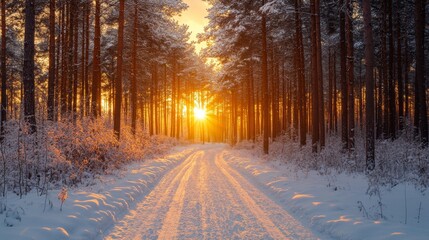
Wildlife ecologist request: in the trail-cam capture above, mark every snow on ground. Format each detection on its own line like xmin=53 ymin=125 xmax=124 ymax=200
xmin=0 ymin=145 xmax=196 ymax=240
xmin=103 ymin=144 xmax=319 ymax=240
xmin=1 ymin=143 xmax=428 ymax=240
xmin=224 ymin=147 xmax=429 ymax=240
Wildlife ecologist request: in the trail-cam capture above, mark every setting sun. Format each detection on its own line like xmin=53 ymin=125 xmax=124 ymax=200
xmin=194 ymin=107 xmax=207 ymax=120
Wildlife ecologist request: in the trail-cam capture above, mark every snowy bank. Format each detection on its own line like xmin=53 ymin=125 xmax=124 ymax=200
xmin=0 ymin=146 xmax=196 ymax=240
xmin=224 ymin=149 xmax=429 ymax=240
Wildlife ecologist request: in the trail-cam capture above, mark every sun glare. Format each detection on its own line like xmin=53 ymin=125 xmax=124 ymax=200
xmin=194 ymin=107 xmax=206 ymax=120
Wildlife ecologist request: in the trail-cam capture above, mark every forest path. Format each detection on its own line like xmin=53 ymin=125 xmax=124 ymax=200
xmin=103 ymin=144 xmax=317 ymax=240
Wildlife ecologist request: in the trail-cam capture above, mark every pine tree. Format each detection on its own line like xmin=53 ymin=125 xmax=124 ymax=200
xmin=23 ymin=0 xmax=37 ymax=133
xmin=47 ymin=0 xmax=56 ymax=121
xmin=261 ymin=0 xmax=269 ymax=154
xmin=363 ymin=0 xmax=375 ymax=170
xmin=91 ymin=0 xmax=101 ymax=118
xmin=114 ymin=0 xmax=125 ymax=139
xmin=0 ymin=0 xmax=6 ymax=139
xmin=414 ymin=0 xmax=428 ymax=146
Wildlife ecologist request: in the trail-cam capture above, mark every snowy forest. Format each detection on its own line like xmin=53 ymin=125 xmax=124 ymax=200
xmin=0 ymin=0 xmax=428 ymax=197
xmin=0 ymin=0 xmax=428 ymax=239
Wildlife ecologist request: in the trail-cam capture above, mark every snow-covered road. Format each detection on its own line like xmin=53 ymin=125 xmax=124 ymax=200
xmin=104 ymin=144 xmax=317 ymax=240
xmin=2 ymin=143 xmax=427 ymax=239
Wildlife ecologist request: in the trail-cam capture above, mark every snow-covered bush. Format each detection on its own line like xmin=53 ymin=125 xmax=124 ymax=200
xmin=0 ymin=117 xmax=176 ymax=197
xmin=239 ymin=131 xmax=429 ymax=191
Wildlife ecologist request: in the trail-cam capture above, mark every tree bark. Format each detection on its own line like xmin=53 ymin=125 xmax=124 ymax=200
xmin=261 ymin=0 xmax=269 ymax=154
xmin=310 ymin=0 xmax=319 ymax=152
xmin=340 ymin=0 xmax=348 ymax=150
xmin=60 ymin=2 xmax=67 ymax=117
xmin=1 ymin=0 xmax=7 ymax=138
xmin=346 ymin=0 xmax=355 ymax=151
xmin=396 ymin=0 xmax=404 ymax=131
xmin=315 ymin=0 xmax=325 ymax=149
xmin=23 ymin=0 xmax=37 ymax=133
xmin=72 ymin=2 xmax=78 ymax=121
xmin=164 ymin=64 xmax=168 ymax=136
xmin=131 ymin=1 xmax=138 ymax=135
xmin=84 ymin=1 xmax=90 ymax=116
xmin=333 ymin=50 xmax=337 ymax=132
xmin=176 ymin=63 xmax=181 ymax=139
xmin=171 ymin=57 xmax=176 ymax=137
xmin=114 ymin=0 xmax=125 ymax=139
xmin=91 ymin=0 xmax=101 ymax=118
xmin=388 ymin=0 xmax=396 ymax=139
xmin=295 ymin=0 xmax=306 ymax=146
xmin=47 ymin=0 xmax=55 ymax=121
xmin=414 ymin=0 xmax=428 ymax=146
xmin=247 ymin=62 xmax=255 ymax=142
xmin=382 ymin=1 xmax=389 ymax=138
xmin=404 ymin=35 xmax=409 ymax=120
xmin=67 ymin=1 xmax=74 ymax=114
xmin=363 ymin=0 xmax=375 ymax=170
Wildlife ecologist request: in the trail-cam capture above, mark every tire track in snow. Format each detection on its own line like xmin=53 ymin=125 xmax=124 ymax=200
xmin=195 ymin=148 xmax=270 ymax=239
xmin=216 ymin=150 xmax=317 ymax=240
xmin=104 ymin=145 xmax=318 ymax=240
xmin=104 ymin=151 xmax=201 ymax=239
xmin=157 ymin=151 xmax=198 ymax=239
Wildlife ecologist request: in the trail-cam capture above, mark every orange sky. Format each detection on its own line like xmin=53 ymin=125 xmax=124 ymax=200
xmin=176 ymin=0 xmax=210 ymax=53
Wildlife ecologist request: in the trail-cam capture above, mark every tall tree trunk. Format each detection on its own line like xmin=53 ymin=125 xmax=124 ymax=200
xmin=270 ymin=44 xmax=277 ymax=140
xmin=23 ymin=0 xmax=37 ymax=133
xmin=256 ymin=89 xmax=260 ymax=137
xmin=47 ymin=0 xmax=55 ymax=121
xmin=269 ymin=42 xmax=279 ymax=141
xmin=154 ymin=63 xmax=159 ymax=135
xmin=363 ymin=0 xmax=375 ymax=170
xmin=80 ymin=0 xmax=85 ymax=118
xmin=149 ymin=64 xmax=155 ymax=136
xmin=60 ymin=2 xmax=67 ymax=118
xmin=247 ymin=62 xmax=255 ymax=142
xmin=114 ymin=0 xmax=124 ymax=139
xmin=171 ymin=57 xmax=176 ymax=137
xmin=240 ymin=85 xmax=245 ymax=141
xmin=91 ymin=0 xmax=101 ymax=118
xmin=176 ymin=64 xmax=181 ymax=139
xmin=72 ymin=3 xmax=78 ymax=121
xmin=293 ymin=72 xmax=298 ymax=140
xmin=388 ymin=0 xmax=396 ymax=139
xmin=346 ymin=0 xmax=355 ymax=151
xmin=382 ymin=1 xmax=389 ymax=138
xmin=333 ymin=50 xmax=338 ymax=132
xmin=281 ymin=62 xmax=286 ymax=133
xmin=404 ymin=35 xmax=409 ymax=120
xmin=310 ymin=0 xmax=319 ymax=152
xmin=67 ymin=1 xmax=74 ymax=114
xmin=359 ymin=62 xmax=363 ymax=130
xmin=414 ymin=0 xmax=428 ymax=146
xmin=376 ymin=67 xmax=383 ymax=138
xmin=295 ymin=0 xmax=306 ymax=146
xmin=231 ymin=90 xmax=237 ymax=146
xmin=396 ymin=0 xmax=404 ymax=131
xmin=1 ymin=0 xmax=7 ymax=138
xmin=328 ymin=48 xmax=333 ymax=132
xmin=54 ymin=4 xmax=60 ymax=121
xmin=261 ymin=0 xmax=269 ymax=154
xmin=164 ymin=64 xmax=168 ymax=136
xmin=84 ymin=1 xmax=90 ymax=116
xmin=131 ymin=1 xmax=138 ymax=135
xmin=340 ymin=0 xmax=348 ymax=150
xmin=315 ymin=0 xmax=325 ymax=149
